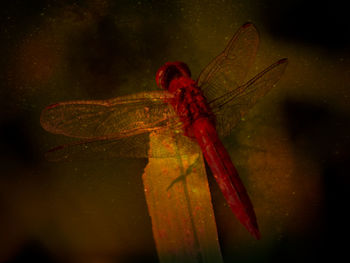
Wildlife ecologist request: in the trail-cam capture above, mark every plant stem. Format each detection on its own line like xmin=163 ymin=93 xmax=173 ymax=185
xmin=142 ymin=131 xmax=223 ymax=263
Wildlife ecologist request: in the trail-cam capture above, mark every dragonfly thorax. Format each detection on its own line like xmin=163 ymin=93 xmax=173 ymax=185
xmin=168 ymin=76 xmax=215 ymax=138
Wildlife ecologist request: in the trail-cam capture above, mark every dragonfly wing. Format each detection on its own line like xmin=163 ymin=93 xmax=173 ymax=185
xmin=41 ymin=90 xmax=202 ymax=160
xmin=45 ymin=128 xmax=201 ymax=161
xmin=45 ymin=130 xmax=152 ymax=161
xmin=148 ymin=129 xmax=202 ymax=159
xmin=40 ymin=91 xmax=175 ymax=139
xmin=212 ymin=58 xmax=288 ymax=137
xmin=197 ymin=23 xmax=259 ymax=102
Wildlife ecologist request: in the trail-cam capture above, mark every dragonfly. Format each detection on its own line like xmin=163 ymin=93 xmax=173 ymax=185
xmin=40 ymin=23 xmax=288 ymax=240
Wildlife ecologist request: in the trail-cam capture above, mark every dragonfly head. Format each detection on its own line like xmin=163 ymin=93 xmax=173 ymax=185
xmin=156 ymin=61 xmax=191 ymax=90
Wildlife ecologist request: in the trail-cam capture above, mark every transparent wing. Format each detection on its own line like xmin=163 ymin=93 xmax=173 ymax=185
xmin=211 ymin=58 xmax=288 ymax=137
xmin=41 ymin=90 xmax=201 ymax=160
xmin=197 ymin=23 xmax=259 ymax=102
xmin=40 ymin=90 xmax=176 ymax=139
xmin=45 ymin=128 xmax=201 ymax=161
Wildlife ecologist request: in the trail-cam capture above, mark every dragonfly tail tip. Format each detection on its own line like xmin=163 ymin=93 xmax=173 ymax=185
xmin=251 ymin=227 xmax=261 ymax=240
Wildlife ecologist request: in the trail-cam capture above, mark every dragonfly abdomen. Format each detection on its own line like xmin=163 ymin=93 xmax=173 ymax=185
xmin=192 ymin=117 xmax=260 ymax=239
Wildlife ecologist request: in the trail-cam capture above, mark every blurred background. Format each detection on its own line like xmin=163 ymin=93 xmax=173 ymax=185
xmin=0 ymin=0 xmax=349 ymax=262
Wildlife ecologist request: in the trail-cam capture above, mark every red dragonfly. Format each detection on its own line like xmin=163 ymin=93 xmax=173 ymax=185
xmin=41 ymin=23 xmax=288 ymax=240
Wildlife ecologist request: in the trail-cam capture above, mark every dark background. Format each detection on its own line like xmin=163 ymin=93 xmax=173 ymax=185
xmin=1 ymin=0 xmax=349 ymax=262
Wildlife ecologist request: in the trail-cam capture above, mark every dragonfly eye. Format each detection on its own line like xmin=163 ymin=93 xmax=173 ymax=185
xmin=156 ymin=62 xmax=191 ymax=90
